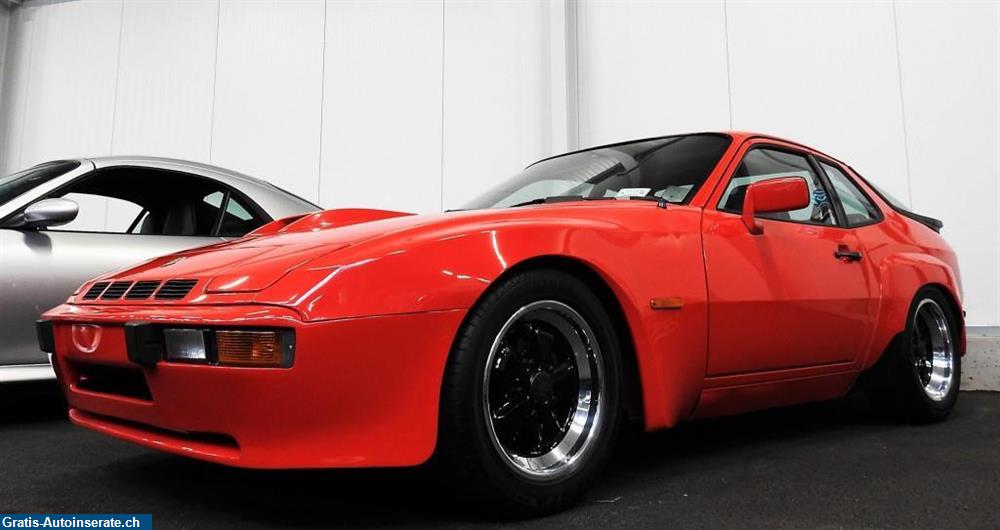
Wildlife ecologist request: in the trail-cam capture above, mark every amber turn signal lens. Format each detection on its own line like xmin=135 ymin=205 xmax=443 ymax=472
xmin=215 ymin=330 xmax=286 ymax=367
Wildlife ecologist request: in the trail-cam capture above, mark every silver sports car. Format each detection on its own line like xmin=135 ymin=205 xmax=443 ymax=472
xmin=0 ymin=157 xmax=319 ymax=381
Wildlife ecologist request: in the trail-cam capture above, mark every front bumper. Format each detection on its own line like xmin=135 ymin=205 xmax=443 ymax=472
xmin=41 ymin=303 xmax=466 ymax=468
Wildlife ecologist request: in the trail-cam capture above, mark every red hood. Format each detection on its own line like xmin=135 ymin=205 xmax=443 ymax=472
xmin=103 ymin=208 xmax=423 ymax=293
xmin=91 ymin=202 xmax=647 ymax=298
xmin=107 ymin=243 xmax=339 ymax=293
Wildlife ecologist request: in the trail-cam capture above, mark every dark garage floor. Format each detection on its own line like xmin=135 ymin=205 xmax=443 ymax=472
xmin=2 ymin=382 xmax=998 ymax=529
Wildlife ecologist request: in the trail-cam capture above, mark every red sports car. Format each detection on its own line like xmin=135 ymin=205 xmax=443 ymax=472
xmin=39 ymin=131 xmax=963 ymax=515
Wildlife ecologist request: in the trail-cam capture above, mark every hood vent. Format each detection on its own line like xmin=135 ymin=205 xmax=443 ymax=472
xmin=125 ymin=280 xmax=162 ymax=300
xmin=101 ymin=281 xmax=133 ymax=300
xmin=83 ymin=282 xmax=110 ymax=300
xmin=80 ymin=279 xmax=198 ymax=302
xmin=155 ymin=279 xmax=198 ymax=300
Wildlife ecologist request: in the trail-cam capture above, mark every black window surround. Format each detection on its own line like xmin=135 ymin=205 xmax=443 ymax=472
xmin=813 ymin=156 xmax=884 ymax=229
xmin=715 ymin=143 xmax=848 ymax=229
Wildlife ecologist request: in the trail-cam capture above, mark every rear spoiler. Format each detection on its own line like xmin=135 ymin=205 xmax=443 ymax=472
xmin=850 ymin=168 xmax=944 ymax=233
xmin=899 ymin=211 xmax=943 ymax=233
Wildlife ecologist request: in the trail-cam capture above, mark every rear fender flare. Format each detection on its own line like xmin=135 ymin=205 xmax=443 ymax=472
xmin=865 ymin=252 xmax=964 ymax=369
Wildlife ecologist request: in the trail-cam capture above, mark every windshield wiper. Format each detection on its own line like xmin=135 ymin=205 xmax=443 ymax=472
xmin=508 ymin=195 xmax=590 ymax=208
xmin=508 ymin=195 xmax=667 ymax=208
xmin=618 ymin=195 xmax=668 ymax=205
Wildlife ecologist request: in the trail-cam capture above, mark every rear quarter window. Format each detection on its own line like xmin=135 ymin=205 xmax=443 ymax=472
xmin=819 ymin=161 xmax=881 ymax=227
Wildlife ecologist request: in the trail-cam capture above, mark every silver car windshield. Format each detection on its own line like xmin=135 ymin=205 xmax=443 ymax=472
xmin=0 ymin=161 xmax=81 ymax=205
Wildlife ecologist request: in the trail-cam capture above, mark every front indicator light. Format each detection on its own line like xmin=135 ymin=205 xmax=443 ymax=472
xmin=159 ymin=328 xmax=294 ymax=368
xmin=215 ymin=330 xmax=293 ymax=368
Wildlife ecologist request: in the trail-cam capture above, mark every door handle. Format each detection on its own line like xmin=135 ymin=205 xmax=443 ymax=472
xmin=834 ymin=245 xmax=863 ymax=262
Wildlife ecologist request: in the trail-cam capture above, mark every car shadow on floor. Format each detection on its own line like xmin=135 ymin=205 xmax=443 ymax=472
xmin=86 ymin=393 xmax=905 ymax=527
xmin=0 ymin=380 xmax=67 ymax=425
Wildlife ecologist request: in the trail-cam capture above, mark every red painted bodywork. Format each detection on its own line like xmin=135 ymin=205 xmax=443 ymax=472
xmin=43 ymin=132 xmax=965 ymax=468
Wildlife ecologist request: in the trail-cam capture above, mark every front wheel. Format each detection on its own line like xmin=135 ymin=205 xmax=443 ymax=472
xmin=438 ymin=270 xmax=622 ymax=517
xmin=865 ymin=287 xmax=961 ymax=422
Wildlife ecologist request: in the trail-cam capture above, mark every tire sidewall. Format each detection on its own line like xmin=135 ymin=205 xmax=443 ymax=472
xmin=903 ymin=288 xmax=961 ymax=417
xmin=453 ymin=270 xmax=623 ymax=505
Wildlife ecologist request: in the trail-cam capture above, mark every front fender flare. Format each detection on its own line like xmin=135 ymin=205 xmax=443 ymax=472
xmin=255 ymin=208 xmax=709 ymax=431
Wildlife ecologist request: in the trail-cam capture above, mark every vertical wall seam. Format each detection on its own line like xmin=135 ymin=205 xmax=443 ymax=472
xmin=0 ymin=6 xmax=11 ymax=172
xmin=567 ymin=0 xmax=579 ymax=150
xmin=891 ymin=0 xmax=914 ymax=206
xmin=107 ymin=0 xmax=125 ymax=155
xmin=0 ymin=6 xmax=15 ymax=172
xmin=544 ymin=1 xmax=557 ymax=154
xmin=16 ymin=5 xmax=36 ymax=170
xmin=722 ymin=0 xmax=733 ymax=129
xmin=574 ymin=1 xmax=580 ymax=148
xmin=316 ymin=0 xmax=328 ymax=204
xmin=206 ymin=0 xmax=222 ymax=164
xmin=439 ymin=0 xmax=445 ymax=212
xmin=0 ymin=9 xmax=7 ymax=108
xmin=104 ymin=0 xmax=126 ymax=231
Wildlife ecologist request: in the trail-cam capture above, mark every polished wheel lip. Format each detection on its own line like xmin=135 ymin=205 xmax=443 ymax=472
xmin=482 ymin=300 xmax=605 ymax=480
xmin=912 ymin=298 xmax=955 ymax=402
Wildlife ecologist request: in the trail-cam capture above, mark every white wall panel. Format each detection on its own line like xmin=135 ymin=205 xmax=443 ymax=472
xmin=111 ymin=0 xmax=218 ymax=161
xmin=896 ymin=1 xmax=1000 ymax=326
xmin=576 ymin=0 xmax=730 ymax=148
xmin=15 ymin=0 xmax=121 ymax=168
xmin=320 ymin=0 xmax=443 ymax=213
xmin=0 ymin=5 xmax=34 ymax=174
xmin=0 ymin=6 xmax=10 ymax=125
xmin=727 ymin=1 xmax=910 ymax=202
xmin=441 ymin=0 xmax=551 ymax=210
xmin=211 ymin=0 xmax=325 ymax=203
xmin=2 ymin=0 xmax=999 ymax=325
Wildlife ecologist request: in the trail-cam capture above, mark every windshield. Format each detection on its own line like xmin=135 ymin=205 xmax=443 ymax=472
xmin=0 ymin=160 xmax=81 ymax=205
xmin=462 ymin=134 xmax=731 ymax=210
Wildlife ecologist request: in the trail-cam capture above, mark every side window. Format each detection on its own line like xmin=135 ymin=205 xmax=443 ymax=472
xmin=200 ymin=191 xmax=264 ymax=237
xmin=719 ymin=148 xmax=835 ymax=226
xmin=53 ymin=193 xmax=144 ymax=234
xmin=31 ymin=168 xmax=268 ymax=237
xmin=820 ymin=161 xmax=881 ymax=226
xmin=132 ymin=188 xmax=223 ymax=237
xmin=128 ymin=211 xmax=151 ymax=234
xmin=199 ymin=191 xmax=227 ymax=235
xmin=218 ymin=195 xmax=259 ymax=237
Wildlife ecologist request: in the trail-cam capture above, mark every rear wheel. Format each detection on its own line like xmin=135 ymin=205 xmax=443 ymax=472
xmin=438 ymin=270 xmax=622 ymax=517
xmin=865 ymin=287 xmax=960 ymax=422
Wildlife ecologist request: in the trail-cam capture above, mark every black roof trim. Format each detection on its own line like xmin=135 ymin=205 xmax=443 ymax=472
xmin=526 ymin=132 xmax=734 ymax=169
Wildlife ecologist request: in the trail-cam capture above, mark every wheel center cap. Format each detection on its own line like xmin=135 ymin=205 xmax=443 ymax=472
xmin=529 ymin=372 xmax=554 ymax=403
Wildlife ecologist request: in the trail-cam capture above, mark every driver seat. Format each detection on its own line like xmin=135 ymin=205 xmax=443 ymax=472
xmin=142 ymin=203 xmax=198 ymax=236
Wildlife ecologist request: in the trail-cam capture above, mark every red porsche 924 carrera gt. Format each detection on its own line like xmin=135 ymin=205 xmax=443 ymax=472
xmin=39 ymin=131 xmax=962 ymax=515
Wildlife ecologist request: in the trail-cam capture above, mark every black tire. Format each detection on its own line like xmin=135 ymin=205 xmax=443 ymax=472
xmin=864 ymin=287 xmax=961 ymax=422
xmin=437 ymin=269 xmax=623 ymax=517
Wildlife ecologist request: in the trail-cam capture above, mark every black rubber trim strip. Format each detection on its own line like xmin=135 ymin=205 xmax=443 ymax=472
xmin=36 ymin=320 xmax=55 ymax=354
xmin=125 ymin=322 xmax=163 ymax=366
